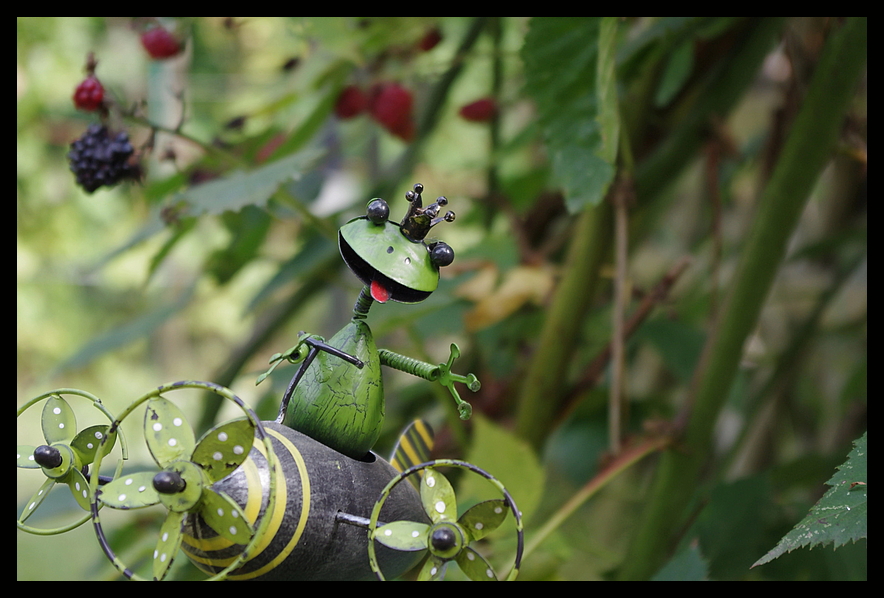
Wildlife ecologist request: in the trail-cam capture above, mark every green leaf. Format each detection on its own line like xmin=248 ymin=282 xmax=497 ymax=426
xmin=654 ymin=39 xmax=694 ymax=107
xmin=652 ymin=543 xmax=709 ymax=581
xmin=459 ymin=414 xmax=543 ymax=525
xmin=171 ymin=147 xmax=324 ymax=217
xmin=522 ymin=17 xmax=620 ymax=212
xmin=752 ymin=432 xmax=867 ymax=568
xmin=52 ymin=285 xmax=195 ymax=375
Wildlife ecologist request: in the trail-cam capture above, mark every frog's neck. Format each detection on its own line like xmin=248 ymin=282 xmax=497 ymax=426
xmin=352 ymin=286 xmax=374 ymax=320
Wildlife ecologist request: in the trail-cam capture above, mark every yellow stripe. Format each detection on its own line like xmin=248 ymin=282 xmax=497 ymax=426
xmin=391 ymin=420 xmax=433 ymax=472
xmin=226 ymin=428 xmax=311 ymax=580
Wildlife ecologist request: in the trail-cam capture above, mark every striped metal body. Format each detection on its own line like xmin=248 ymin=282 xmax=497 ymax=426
xmin=181 ymin=422 xmax=427 ymax=581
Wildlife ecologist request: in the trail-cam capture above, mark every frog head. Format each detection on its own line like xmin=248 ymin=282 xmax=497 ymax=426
xmin=338 ymin=183 xmax=455 ymax=304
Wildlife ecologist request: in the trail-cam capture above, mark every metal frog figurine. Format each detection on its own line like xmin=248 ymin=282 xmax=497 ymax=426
xmin=16 ymin=184 xmax=523 ymax=581
xmin=258 ymin=182 xmax=478 ymax=460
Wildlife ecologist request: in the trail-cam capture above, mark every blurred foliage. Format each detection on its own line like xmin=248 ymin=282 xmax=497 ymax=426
xmin=18 ymin=17 xmax=865 ymax=580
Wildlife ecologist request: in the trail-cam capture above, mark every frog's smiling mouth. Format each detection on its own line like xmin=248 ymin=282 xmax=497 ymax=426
xmin=339 ymin=232 xmax=433 ymax=304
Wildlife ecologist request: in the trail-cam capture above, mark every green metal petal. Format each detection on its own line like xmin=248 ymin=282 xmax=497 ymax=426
xmin=19 ymin=477 xmax=55 ymax=524
xmin=153 ymin=511 xmax=185 ymax=581
xmin=98 ymin=471 xmax=160 ymax=509
xmin=198 ymin=488 xmax=254 ymax=545
xmin=70 ymin=424 xmax=116 ymax=466
xmin=144 ymin=397 xmax=195 ymax=468
xmin=192 ymin=418 xmax=255 ymax=483
xmin=458 ymin=499 xmax=508 ymax=542
xmin=456 ymin=546 xmax=498 ymax=581
xmin=66 ymin=466 xmax=92 ymax=511
xmin=374 ymin=520 xmax=430 ymax=551
xmin=421 ymin=468 xmax=457 ymax=522
xmin=417 ymin=556 xmax=448 ymax=581
xmin=42 ymin=395 xmax=76 ymax=444
xmin=17 ymin=445 xmax=39 ymax=469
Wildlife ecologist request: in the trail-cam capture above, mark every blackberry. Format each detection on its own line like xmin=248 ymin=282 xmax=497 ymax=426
xmin=68 ymin=124 xmax=138 ymax=193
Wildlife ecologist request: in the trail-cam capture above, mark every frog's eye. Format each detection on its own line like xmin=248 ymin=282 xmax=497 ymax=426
xmin=366 ymin=199 xmax=389 ymax=225
xmin=429 ymin=242 xmax=454 ymax=268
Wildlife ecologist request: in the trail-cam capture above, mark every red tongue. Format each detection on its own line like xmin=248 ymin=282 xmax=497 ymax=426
xmin=370 ymin=279 xmax=391 ymax=303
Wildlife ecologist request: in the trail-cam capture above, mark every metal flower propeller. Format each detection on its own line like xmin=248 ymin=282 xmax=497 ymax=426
xmin=17 ymin=390 xmax=122 ymax=534
xmin=95 ymin=395 xmax=256 ymax=581
xmin=368 ymin=460 xmax=524 ymax=581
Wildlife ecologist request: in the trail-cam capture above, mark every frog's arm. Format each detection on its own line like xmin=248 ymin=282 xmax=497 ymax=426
xmin=257 ymin=333 xmax=364 ymax=423
xmin=378 ymin=344 xmax=479 ymax=420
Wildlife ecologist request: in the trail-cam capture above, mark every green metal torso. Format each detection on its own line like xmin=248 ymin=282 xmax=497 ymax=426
xmin=281 ymin=320 xmax=383 ymax=459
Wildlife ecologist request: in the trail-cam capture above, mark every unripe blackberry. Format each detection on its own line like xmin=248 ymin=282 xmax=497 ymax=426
xmin=368 ymin=83 xmax=415 ymax=141
xmin=141 ymin=26 xmax=182 ymax=59
xmin=459 ymin=98 xmax=496 ymax=122
xmin=68 ymin=125 xmax=138 ymax=193
xmin=335 ymin=85 xmax=367 ymax=119
xmin=73 ymin=76 xmax=105 ymax=112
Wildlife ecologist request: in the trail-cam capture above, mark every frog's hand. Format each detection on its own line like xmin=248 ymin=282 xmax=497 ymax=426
xmin=255 ymin=334 xmax=317 ymax=386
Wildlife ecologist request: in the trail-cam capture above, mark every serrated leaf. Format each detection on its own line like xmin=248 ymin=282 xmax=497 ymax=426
xmin=522 ymin=17 xmax=620 ymax=212
xmin=752 ymin=432 xmax=867 ymax=568
xmin=172 ymin=147 xmax=324 ymax=217
xmin=192 ymin=418 xmax=255 ymax=483
xmin=374 ymin=521 xmax=430 ymax=551
xmin=652 ymin=543 xmax=710 ymax=581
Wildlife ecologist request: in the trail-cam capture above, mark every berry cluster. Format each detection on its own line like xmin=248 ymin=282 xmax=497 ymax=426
xmin=68 ymin=124 xmax=138 ymax=193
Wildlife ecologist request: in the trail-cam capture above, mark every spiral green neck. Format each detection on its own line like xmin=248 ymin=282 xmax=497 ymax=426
xmin=353 ymin=286 xmax=374 ymax=320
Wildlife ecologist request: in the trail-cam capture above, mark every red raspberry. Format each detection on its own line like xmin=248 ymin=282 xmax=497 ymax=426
xmin=369 ymin=83 xmax=415 ymax=141
xmin=335 ymin=85 xmax=368 ymax=119
xmin=73 ymin=76 xmax=105 ymax=112
xmin=417 ymin=27 xmax=443 ymax=52
xmin=141 ymin=26 xmax=182 ymax=59
xmin=459 ymin=98 xmax=497 ymax=122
